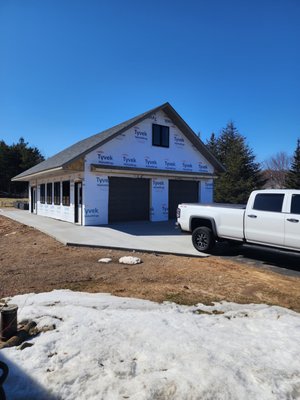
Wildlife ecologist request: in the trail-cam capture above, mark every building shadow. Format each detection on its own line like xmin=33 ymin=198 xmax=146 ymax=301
xmin=0 ymin=354 xmax=59 ymax=400
xmin=106 ymin=219 xmax=185 ymax=236
xmin=211 ymin=242 xmax=300 ymax=277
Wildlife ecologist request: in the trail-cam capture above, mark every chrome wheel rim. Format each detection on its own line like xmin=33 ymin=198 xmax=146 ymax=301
xmin=195 ymin=232 xmax=208 ymax=250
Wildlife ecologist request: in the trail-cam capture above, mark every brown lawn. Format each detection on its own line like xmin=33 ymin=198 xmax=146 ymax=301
xmin=1 ymin=215 xmax=300 ymax=312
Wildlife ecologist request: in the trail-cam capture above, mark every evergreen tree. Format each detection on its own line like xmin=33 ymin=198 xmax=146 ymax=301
xmin=0 ymin=137 xmax=44 ymax=196
xmin=285 ymin=139 xmax=300 ymax=189
xmin=207 ymin=122 xmax=264 ymax=204
xmin=0 ymin=140 xmax=10 ymax=194
xmin=206 ymin=132 xmax=219 ymax=158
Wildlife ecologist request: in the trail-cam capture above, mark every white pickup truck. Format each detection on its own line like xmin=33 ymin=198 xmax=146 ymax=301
xmin=177 ymin=189 xmax=300 ymax=253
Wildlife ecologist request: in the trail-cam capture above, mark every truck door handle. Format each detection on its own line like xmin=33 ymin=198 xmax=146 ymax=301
xmin=287 ymin=218 xmax=299 ymax=223
xmin=247 ymin=214 xmax=257 ymax=218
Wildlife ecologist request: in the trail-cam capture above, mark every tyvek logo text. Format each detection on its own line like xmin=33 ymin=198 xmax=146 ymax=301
xmin=174 ymin=135 xmax=185 ymax=146
xmin=97 ymin=152 xmax=114 ymax=165
xmin=134 ymin=128 xmax=148 ymax=141
xmin=145 ymin=157 xmax=157 ymax=168
xmin=153 ymin=180 xmax=165 ymax=189
xmin=164 ymin=160 xmax=176 ymax=170
xmin=198 ymin=162 xmax=208 ymax=172
xmin=122 ymin=154 xmax=137 ymax=167
xmin=182 ymin=161 xmax=193 ymax=171
xmin=85 ymin=208 xmax=99 ymax=218
xmin=96 ymin=177 xmax=109 ymax=187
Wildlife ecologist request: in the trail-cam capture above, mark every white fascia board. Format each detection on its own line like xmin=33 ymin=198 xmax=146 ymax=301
xmin=90 ymin=165 xmax=217 ymax=180
xmin=11 ymin=167 xmax=64 ymax=182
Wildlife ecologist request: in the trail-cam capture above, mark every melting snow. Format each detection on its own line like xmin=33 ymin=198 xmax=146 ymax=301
xmin=1 ymin=290 xmax=300 ymax=400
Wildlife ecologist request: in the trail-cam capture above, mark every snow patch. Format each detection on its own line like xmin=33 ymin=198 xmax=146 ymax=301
xmin=119 ymin=256 xmax=142 ymax=265
xmin=98 ymin=258 xmax=112 ymax=263
xmin=1 ymin=290 xmax=300 ymax=400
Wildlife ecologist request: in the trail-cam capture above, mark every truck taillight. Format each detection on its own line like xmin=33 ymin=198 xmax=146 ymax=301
xmin=176 ymin=207 xmax=181 ymax=219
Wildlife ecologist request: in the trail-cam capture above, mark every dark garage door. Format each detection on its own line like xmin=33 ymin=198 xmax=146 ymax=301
xmin=169 ymin=180 xmax=199 ymax=219
xmin=109 ymin=177 xmax=150 ymax=222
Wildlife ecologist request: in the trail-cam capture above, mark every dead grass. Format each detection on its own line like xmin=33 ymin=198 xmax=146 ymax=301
xmin=0 ymin=198 xmax=28 ymax=207
xmin=1 ymin=215 xmax=300 ymax=312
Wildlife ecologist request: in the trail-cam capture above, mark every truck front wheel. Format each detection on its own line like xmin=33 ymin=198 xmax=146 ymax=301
xmin=192 ymin=227 xmax=215 ymax=253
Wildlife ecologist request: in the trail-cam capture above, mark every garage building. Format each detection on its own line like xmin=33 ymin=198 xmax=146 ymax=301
xmin=12 ymin=103 xmax=224 ymax=225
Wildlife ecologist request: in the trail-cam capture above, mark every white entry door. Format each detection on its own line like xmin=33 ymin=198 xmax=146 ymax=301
xmin=31 ymin=187 xmax=37 ymax=214
xmin=75 ymin=182 xmax=82 ymax=224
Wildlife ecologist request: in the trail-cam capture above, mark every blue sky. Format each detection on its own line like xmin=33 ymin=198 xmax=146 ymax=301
xmin=1 ymin=0 xmax=299 ymax=163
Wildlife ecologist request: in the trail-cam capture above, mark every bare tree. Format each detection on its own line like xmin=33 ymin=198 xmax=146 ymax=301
xmin=263 ymin=152 xmax=292 ymax=188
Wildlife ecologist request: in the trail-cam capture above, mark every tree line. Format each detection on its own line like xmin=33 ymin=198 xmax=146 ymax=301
xmin=0 ymin=129 xmax=299 ymax=203
xmin=206 ymin=123 xmax=300 ymax=204
xmin=0 ymin=138 xmax=44 ymax=197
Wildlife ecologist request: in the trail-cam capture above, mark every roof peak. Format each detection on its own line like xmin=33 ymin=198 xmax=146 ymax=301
xmin=12 ymin=102 xmax=224 ymax=181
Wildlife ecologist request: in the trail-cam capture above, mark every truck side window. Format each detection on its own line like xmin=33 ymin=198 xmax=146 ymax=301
xmin=253 ymin=193 xmax=284 ymax=212
xmin=291 ymin=194 xmax=300 ymax=214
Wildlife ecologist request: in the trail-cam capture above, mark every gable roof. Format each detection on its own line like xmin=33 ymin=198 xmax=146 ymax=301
xmin=12 ymin=102 xmax=224 ymax=181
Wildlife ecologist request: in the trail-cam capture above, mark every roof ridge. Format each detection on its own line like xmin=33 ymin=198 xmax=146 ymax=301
xmin=12 ymin=102 xmax=224 ymax=181
xmin=12 ymin=102 xmax=170 ymax=180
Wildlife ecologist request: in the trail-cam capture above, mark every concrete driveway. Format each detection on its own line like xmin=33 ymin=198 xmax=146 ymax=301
xmin=1 ymin=209 xmax=206 ymax=257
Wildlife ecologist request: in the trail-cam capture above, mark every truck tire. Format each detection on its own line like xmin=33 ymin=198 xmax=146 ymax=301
xmin=192 ymin=227 xmax=215 ymax=253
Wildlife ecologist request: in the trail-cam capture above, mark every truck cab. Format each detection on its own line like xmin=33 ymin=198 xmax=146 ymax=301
xmin=177 ymin=189 xmax=300 ymax=253
xmin=245 ymin=190 xmax=300 ymax=250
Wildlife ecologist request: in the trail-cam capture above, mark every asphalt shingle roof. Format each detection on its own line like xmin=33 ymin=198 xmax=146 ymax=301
xmin=12 ymin=102 xmax=224 ymax=181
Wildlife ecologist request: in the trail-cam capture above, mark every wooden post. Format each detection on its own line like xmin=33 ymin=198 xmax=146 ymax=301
xmin=1 ymin=304 xmax=18 ymax=341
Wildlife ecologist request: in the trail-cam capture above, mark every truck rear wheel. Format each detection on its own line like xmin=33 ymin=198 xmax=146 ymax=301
xmin=192 ymin=227 xmax=215 ymax=253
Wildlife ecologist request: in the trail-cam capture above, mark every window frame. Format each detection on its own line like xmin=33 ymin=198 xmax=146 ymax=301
xmin=46 ymin=182 xmax=53 ymax=204
xmin=152 ymin=124 xmax=170 ymax=148
xmin=62 ymin=180 xmax=70 ymax=206
xmin=54 ymin=182 xmax=61 ymax=205
xmin=40 ymin=184 xmax=45 ymax=204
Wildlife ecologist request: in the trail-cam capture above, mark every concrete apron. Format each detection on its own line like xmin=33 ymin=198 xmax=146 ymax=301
xmin=0 ymin=209 xmax=207 ymax=257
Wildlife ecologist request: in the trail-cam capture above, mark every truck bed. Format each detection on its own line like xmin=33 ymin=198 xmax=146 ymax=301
xmin=178 ymin=202 xmax=246 ymax=240
xmin=181 ymin=202 xmax=246 ymax=209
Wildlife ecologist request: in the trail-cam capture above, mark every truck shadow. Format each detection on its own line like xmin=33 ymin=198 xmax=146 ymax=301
xmin=211 ymin=242 xmax=300 ymax=277
xmin=0 ymin=354 xmax=59 ymax=400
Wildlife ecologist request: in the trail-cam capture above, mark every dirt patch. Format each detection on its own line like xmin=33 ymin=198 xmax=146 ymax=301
xmin=1 ymin=215 xmax=300 ymax=312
